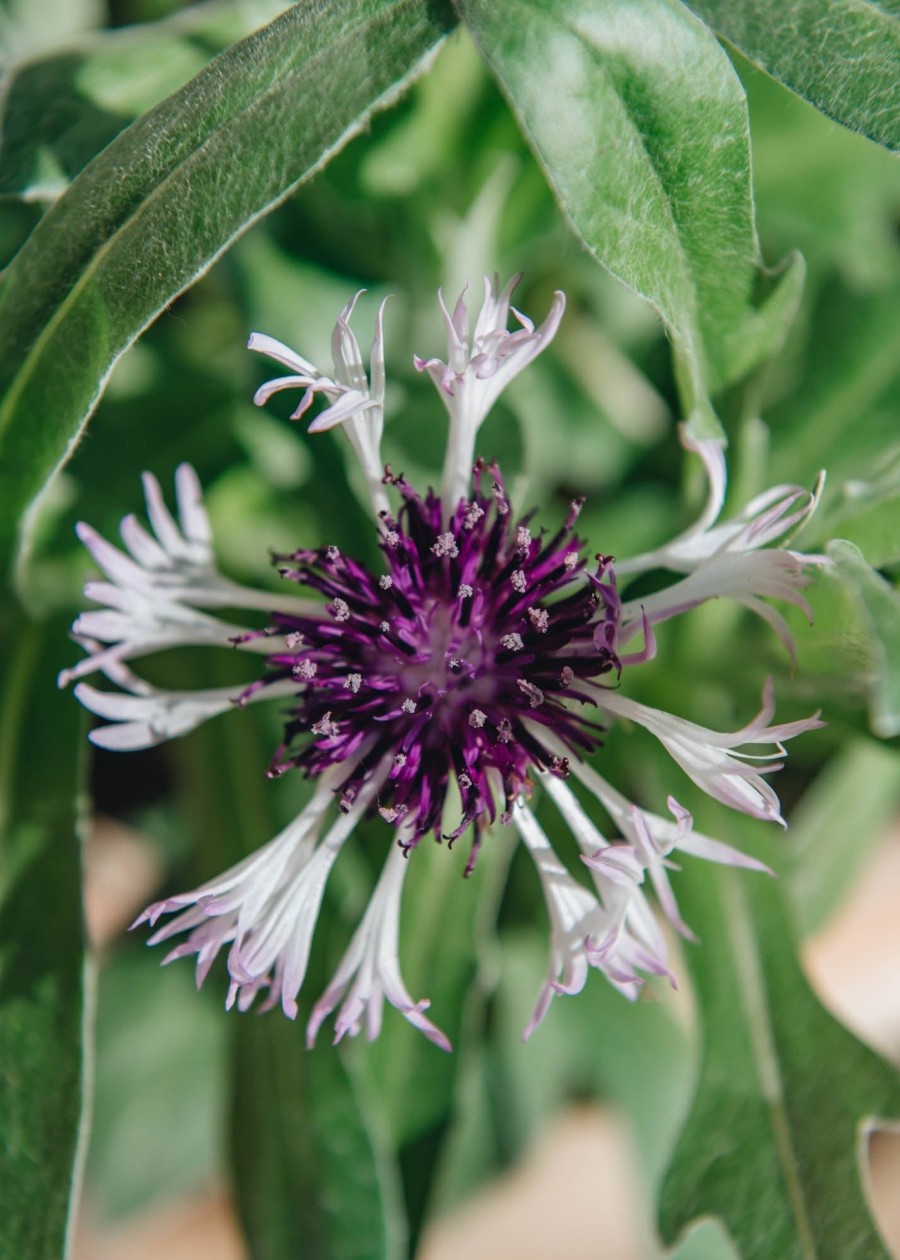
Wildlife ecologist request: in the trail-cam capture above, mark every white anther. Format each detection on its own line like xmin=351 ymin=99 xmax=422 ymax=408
xmin=432 ymin=532 xmax=460 ymax=559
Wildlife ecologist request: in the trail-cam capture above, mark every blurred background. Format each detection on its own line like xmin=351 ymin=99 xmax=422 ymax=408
xmin=2 ymin=0 xmax=899 ymax=1255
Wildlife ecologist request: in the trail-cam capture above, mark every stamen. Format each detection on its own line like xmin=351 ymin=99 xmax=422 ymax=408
xmin=458 ymin=583 xmax=474 ymax=599
xmin=379 ymin=805 xmax=407 ymax=823
xmin=331 ymin=598 xmax=350 ymax=621
xmin=511 ymin=570 xmax=527 ymax=593
xmin=294 ymin=660 xmax=317 ymax=680
xmin=312 ymin=712 xmax=339 ymax=737
xmin=432 ymin=532 xmax=460 ymax=559
xmin=379 ymin=575 xmax=393 ymax=589
xmin=528 ymin=608 xmax=549 ymax=633
xmin=518 ymin=680 xmax=544 ymax=708
xmin=469 ymin=710 xmax=487 ymax=728
xmin=501 ymin=633 xmax=524 ymax=652
xmin=344 ymin=673 xmax=362 ymax=693
xmin=566 ymin=497 xmax=585 ymax=528
xmin=401 ymin=699 xmax=417 ymax=714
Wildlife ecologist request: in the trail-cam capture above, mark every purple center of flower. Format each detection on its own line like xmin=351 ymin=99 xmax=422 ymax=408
xmin=260 ymin=462 xmax=621 ymax=864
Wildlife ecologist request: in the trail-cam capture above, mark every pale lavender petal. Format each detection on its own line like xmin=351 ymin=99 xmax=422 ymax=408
xmin=247 ymin=331 xmax=319 ymax=376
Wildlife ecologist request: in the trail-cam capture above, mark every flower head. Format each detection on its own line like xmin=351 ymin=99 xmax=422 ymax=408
xmin=64 ymin=279 xmax=823 ymax=1047
xmin=261 ymin=467 xmax=617 ymax=849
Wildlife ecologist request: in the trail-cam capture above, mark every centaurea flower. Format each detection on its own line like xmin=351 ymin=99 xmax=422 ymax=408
xmin=64 ymin=278 xmax=823 ymax=1047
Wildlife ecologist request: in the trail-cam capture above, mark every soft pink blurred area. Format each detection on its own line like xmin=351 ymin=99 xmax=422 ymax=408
xmin=804 ymin=821 xmax=900 ymax=1061
xmin=74 ymin=816 xmax=900 ymax=1260
xmin=82 ymin=815 xmax=164 ymax=952
xmin=75 ymin=1193 xmax=246 ymax=1260
xmin=420 ymin=1107 xmax=647 ymax=1260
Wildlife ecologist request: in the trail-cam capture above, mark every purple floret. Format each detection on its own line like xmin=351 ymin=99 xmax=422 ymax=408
xmin=259 ymin=461 xmax=622 ymax=866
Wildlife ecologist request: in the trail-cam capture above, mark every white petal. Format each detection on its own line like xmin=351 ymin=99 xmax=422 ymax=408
xmin=247 ymin=331 xmax=319 ymax=376
xmin=142 ymin=471 xmax=185 ymax=557
xmin=307 ymin=837 xmax=450 ymax=1050
xmin=175 ymin=462 xmax=213 ymax=547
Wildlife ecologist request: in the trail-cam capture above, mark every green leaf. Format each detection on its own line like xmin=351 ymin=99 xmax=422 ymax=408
xmin=0 ymin=0 xmax=294 ymax=199
xmin=232 ymin=1026 xmax=407 ymax=1260
xmin=827 ymin=540 xmax=900 ymax=739
xmin=457 ymin=0 xmax=804 ymax=440
xmin=0 ymin=614 xmax=88 ymax=1260
xmin=0 ymin=0 xmax=456 ymax=590
xmin=366 ymin=830 xmax=511 ymax=1250
xmin=370 ymin=840 xmax=499 ymax=1148
xmin=169 ymin=654 xmax=408 ymax=1260
xmin=681 ymin=0 xmax=900 ymax=152
xmin=660 ymin=832 xmax=900 ymax=1260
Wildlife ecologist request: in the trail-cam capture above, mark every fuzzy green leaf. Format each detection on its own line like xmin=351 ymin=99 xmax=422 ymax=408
xmin=0 ymin=615 xmax=88 ymax=1260
xmin=232 ymin=1025 xmax=407 ymax=1260
xmin=660 ymin=833 xmax=900 ymax=1259
xmin=683 ymin=0 xmax=900 ymax=152
xmin=457 ymin=0 xmax=804 ymax=441
xmin=0 ymin=0 xmax=455 ymax=589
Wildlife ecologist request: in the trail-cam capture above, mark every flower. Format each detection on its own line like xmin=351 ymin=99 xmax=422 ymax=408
xmin=63 ymin=278 xmax=823 ymax=1048
xmin=414 ymin=273 xmax=566 ymax=514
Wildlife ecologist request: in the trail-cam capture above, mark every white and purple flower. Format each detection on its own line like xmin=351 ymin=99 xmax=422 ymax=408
xmin=63 ymin=278 xmax=823 ymax=1048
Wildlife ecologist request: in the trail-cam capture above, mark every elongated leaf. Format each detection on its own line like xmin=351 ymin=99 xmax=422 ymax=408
xmin=169 ymin=654 xmax=407 ymax=1260
xmin=233 ymin=1025 xmax=407 ymax=1260
xmin=457 ymin=0 xmax=804 ymax=440
xmin=683 ymin=0 xmax=900 ymax=152
xmin=0 ymin=614 xmax=88 ymax=1259
xmin=660 ymin=826 xmax=900 ymax=1259
xmin=827 ymin=540 xmax=900 ymax=739
xmin=366 ymin=831 xmax=511 ymax=1250
xmin=0 ymin=0 xmax=293 ymax=199
xmin=0 ymin=0 xmax=455 ymax=588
